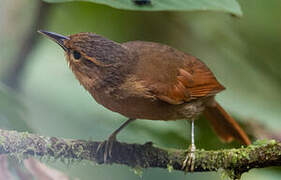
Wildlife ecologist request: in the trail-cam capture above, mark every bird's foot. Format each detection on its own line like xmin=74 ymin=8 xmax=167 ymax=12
xmin=96 ymin=134 xmax=116 ymax=163
xmin=181 ymin=144 xmax=196 ymax=172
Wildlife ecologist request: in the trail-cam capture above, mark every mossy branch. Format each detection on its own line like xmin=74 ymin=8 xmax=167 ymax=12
xmin=0 ymin=129 xmax=280 ymax=178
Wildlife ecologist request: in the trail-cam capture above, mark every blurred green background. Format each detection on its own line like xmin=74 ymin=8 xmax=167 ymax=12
xmin=0 ymin=0 xmax=281 ymax=179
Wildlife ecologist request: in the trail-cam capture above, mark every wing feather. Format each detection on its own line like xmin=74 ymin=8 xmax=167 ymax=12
xmin=122 ymin=41 xmax=225 ymax=105
xmin=156 ymin=60 xmax=225 ymax=104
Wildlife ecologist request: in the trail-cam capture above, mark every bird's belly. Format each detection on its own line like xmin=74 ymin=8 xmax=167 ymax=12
xmin=92 ymin=91 xmax=206 ymax=120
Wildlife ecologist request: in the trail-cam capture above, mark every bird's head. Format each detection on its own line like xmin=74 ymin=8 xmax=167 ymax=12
xmin=38 ymin=30 xmax=132 ymax=90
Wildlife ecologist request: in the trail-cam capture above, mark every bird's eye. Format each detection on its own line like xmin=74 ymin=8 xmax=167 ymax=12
xmin=73 ymin=51 xmax=81 ymax=60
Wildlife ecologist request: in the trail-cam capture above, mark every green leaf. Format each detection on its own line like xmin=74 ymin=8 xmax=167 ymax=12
xmin=43 ymin=0 xmax=242 ymax=16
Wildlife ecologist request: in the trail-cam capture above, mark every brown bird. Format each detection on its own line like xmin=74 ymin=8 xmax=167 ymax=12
xmin=38 ymin=30 xmax=251 ymax=171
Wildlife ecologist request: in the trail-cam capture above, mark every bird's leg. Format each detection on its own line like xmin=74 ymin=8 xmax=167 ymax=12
xmin=182 ymin=119 xmax=196 ymax=172
xmin=96 ymin=118 xmax=136 ymax=162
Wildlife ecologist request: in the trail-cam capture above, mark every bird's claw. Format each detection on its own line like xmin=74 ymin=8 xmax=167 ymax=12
xmin=181 ymin=144 xmax=196 ymax=172
xmin=96 ymin=135 xmax=116 ymax=163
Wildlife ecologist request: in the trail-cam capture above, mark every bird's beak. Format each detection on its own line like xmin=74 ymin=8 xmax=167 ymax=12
xmin=38 ymin=30 xmax=70 ymax=51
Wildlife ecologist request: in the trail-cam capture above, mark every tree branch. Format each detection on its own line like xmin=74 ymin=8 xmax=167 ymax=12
xmin=0 ymin=129 xmax=280 ymax=179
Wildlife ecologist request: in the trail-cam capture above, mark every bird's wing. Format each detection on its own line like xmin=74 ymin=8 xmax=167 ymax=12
xmin=156 ymin=66 xmax=225 ymax=104
xmin=122 ymin=41 xmax=225 ymax=105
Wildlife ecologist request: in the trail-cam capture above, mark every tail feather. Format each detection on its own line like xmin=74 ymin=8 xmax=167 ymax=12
xmin=204 ymin=101 xmax=251 ymax=145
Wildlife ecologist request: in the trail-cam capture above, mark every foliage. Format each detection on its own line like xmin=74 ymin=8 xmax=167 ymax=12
xmin=43 ymin=0 xmax=242 ymax=16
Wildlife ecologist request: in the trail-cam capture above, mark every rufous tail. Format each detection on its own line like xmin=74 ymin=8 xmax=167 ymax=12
xmin=203 ymin=101 xmax=251 ymax=145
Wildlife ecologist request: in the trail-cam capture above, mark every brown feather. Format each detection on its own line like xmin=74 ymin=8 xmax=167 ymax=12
xmin=157 ymin=63 xmax=225 ymax=104
xmin=204 ymin=101 xmax=251 ymax=145
xmin=122 ymin=41 xmax=225 ymax=105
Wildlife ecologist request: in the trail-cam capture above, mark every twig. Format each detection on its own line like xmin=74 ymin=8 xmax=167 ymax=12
xmin=0 ymin=129 xmax=280 ymax=179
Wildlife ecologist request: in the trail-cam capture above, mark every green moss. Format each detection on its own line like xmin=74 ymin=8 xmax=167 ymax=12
xmin=253 ymin=139 xmax=276 ymax=146
xmin=268 ymin=139 xmax=276 ymax=145
xmin=131 ymin=166 xmax=143 ymax=177
xmin=21 ymin=132 xmax=29 ymax=138
xmin=0 ymin=135 xmax=6 ymax=145
xmin=231 ymin=153 xmax=238 ymax=164
xmin=222 ymin=169 xmax=237 ymax=180
xmin=167 ymin=161 xmax=173 ymax=172
xmin=240 ymin=151 xmax=250 ymax=160
xmin=220 ymin=169 xmax=231 ymax=180
xmin=73 ymin=144 xmax=85 ymax=159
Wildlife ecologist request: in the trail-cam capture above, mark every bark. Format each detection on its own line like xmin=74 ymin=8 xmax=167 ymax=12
xmin=0 ymin=129 xmax=280 ymax=179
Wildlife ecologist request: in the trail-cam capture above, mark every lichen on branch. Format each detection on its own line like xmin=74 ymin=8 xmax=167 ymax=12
xmin=0 ymin=129 xmax=280 ymax=178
